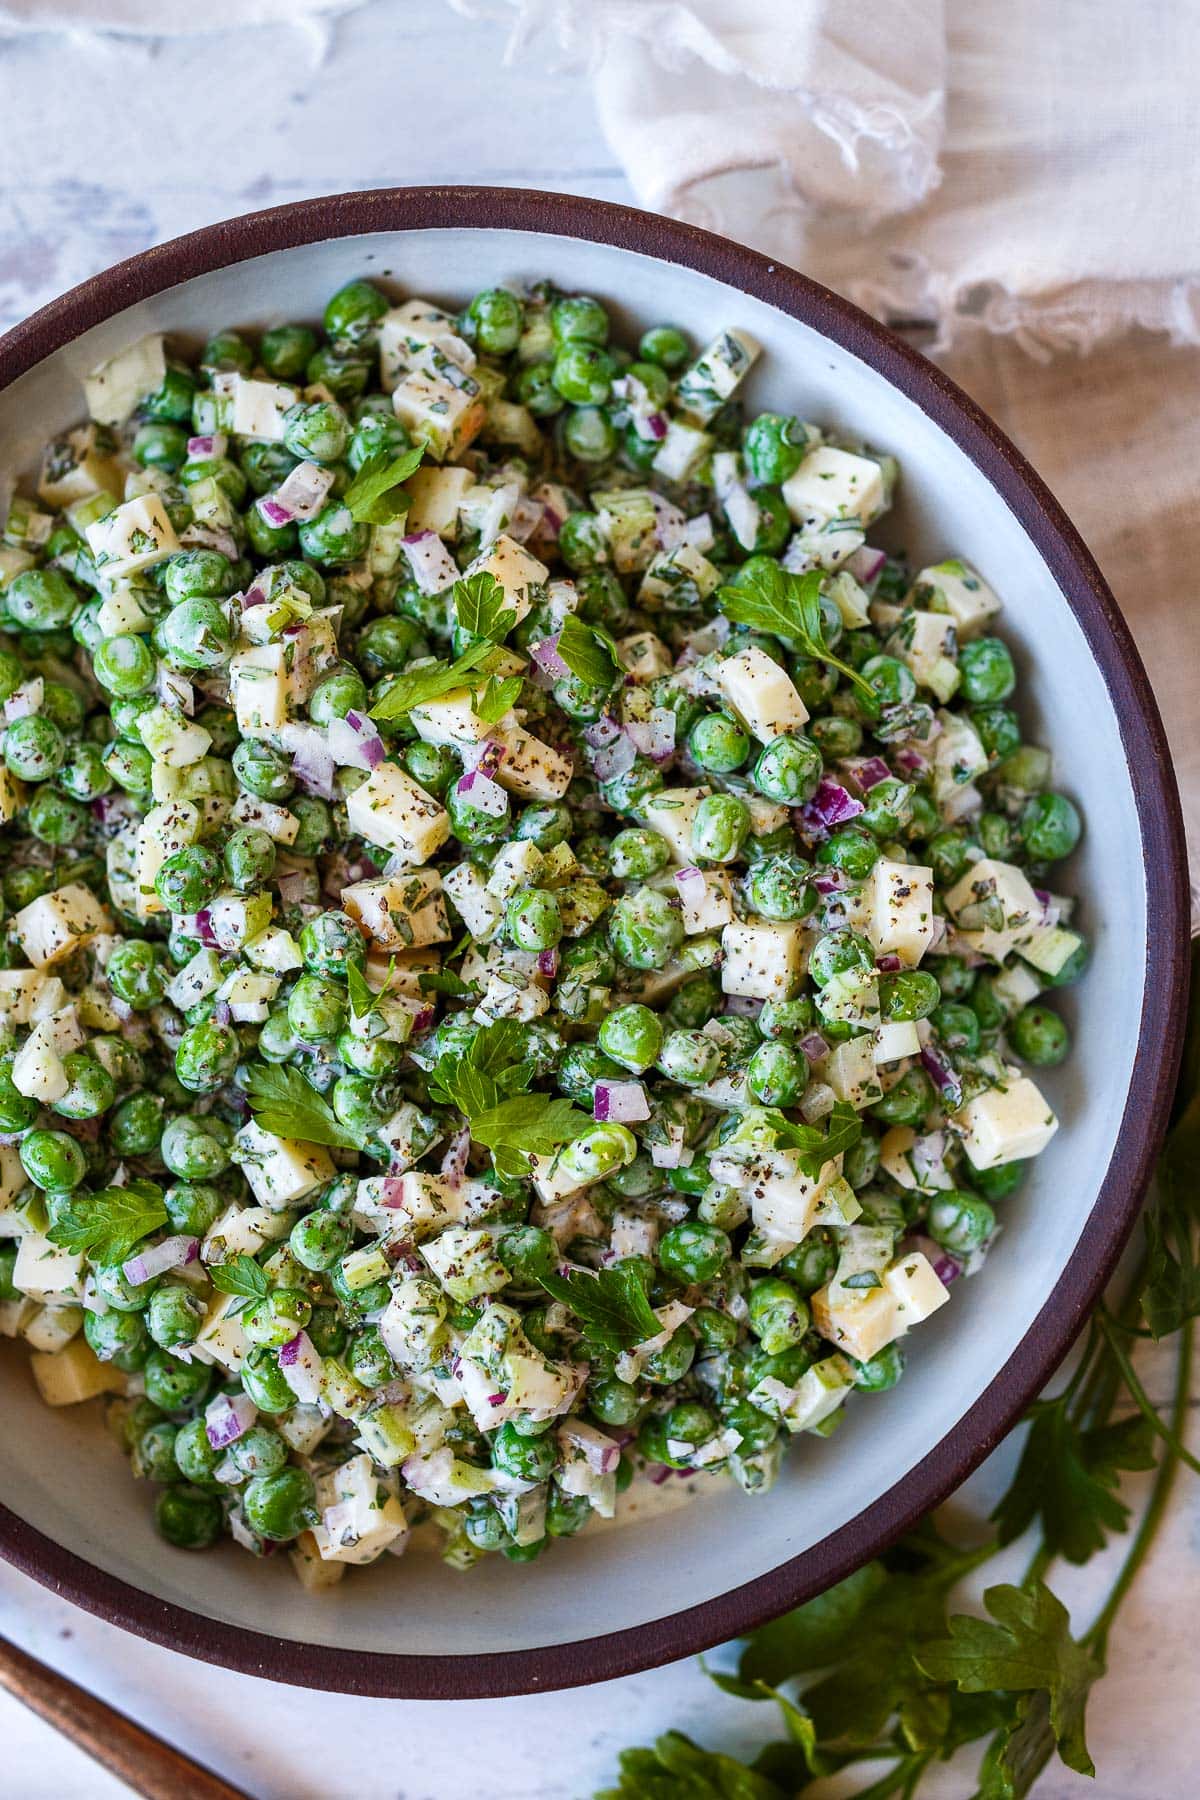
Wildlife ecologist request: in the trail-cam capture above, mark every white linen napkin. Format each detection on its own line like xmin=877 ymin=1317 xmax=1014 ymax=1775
xmin=455 ymin=0 xmax=1200 ymax=355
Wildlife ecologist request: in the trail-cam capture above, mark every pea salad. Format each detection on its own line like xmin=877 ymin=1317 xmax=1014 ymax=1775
xmin=0 ymin=277 xmax=1084 ymax=1580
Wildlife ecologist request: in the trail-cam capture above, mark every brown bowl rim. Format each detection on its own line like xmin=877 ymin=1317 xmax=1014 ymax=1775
xmin=0 ymin=185 xmax=1189 ymax=1699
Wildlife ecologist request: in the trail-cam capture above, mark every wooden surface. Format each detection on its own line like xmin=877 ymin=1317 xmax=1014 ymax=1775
xmin=0 ymin=4 xmax=1196 ymax=1796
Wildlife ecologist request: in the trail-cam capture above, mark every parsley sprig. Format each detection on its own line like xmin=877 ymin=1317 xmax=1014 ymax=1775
xmin=716 ymin=564 xmax=879 ymax=713
xmin=428 ymin=1017 xmax=589 ymax=1178
xmin=244 ymin=1062 xmax=358 ymax=1150
xmin=47 ymin=1179 xmax=167 ymax=1265
xmin=536 ymin=1262 xmax=661 ymax=1354
xmin=371 ymin=572 xmax=519 ymax=723
xmin=207 ymin=1253 xmax=271 ymax=1304
xmin=600 ymin=947 xmax=1200 ymax=1800
xmin=556 ymin=613 xmax=621 ymax=689
xmin=344 ymin=445 xmax=424 ymax=524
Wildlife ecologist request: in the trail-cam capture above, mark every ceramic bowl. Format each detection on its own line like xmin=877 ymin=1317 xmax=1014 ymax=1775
xmin=0 ymin=189 xmax=1188 ymax=1698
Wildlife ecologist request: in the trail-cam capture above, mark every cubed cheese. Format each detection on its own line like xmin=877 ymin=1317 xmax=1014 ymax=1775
xmin=721 ymin=920 xmax=811 ymax=1000
xmin=230 ymin=643 xmax=289 ymax=737
xmin=243 ymin=925 xmax=304 ymax=975
xmin=1020 ymin=925 xmax=1085 ymax=979
xmin=671 ymin=868 xmax=734 ymax=934
xmin=954 ymin=1074 xmax=1059 ymax=1169
xmin=13 ymin=884 xmax=109 ymax=969
xmin=911 ymin=560 xmax=1001 ymax=638
xmin=291 ymin=1530 xmax=348 ymax=1590
xmin=486 ymin=840 xmax=544 ymax=899
xmin=229 ymin=375 xmax=296 ymax=440
xmin=230 ymin=792 xmax=300 ymax=845
xmin=0 ymin=765 xmax=24 ymax=823
xmin=782 ymin=446 xmax=886 ymax=527
xmin=194 ymin=1291 xmax=252 ymax=1373
xmin=84 ymin=333 xmax=166 ymax=427
xmin=312 ymin=1453 xmax=409 ymax=1565
xmin=892 ymin=610 xmax=960 ymax=700
xmin=818 ymin=1035 xmax=884 ymax=1110
xmin=232 ymin=1120 xmax=335 ymax=1208
xmin=651 ymin=418 xmax=712 ymax=482
xmin=675 ymin=328 xmax=760 ymax=422
xmin=874 ymin=1019 xmax=922 ymax=1064
xmin=493 ymin=725 xmax=572 ymax=802
xmin=461 ymin=534 xmax=548 ymax=626
xmin=638 ymin=543 xmax=721 ymax=609
xmin=403 ymin=464 xmax=474 ymax=537
xmin=341 ymin=869 xmax=450 ymax=951
xmin=932 ymin=710 xmax=989 ymax=807
xmin=379 ymin=298 xmax=475 ymax=391
xmin=220 ymin=968 xmax=281 ymax=1023
xmin=442 ymin=862 xmax=502 ymax=940
xmin=863 ymin=859 xmax=936 ymax=967
xmin=617 ymin=630 xmax=673 ymax=682
xmin=409 ymin=687 xmax=490 ymax=748
xmin=38 ymin=424 xmax=122 ymax=509
xmin=137 ymin=704 xmax=213 ymax=769
xmin=945 ymin=857 xmax=1041 ymax=961
xmin=714 ymin=644 xmax=809 ymax=743
xmin=346 ymin=761 xmax=450 ymax=864
xmin=203 ymin=1202 xmax=292 ymax=1263
xmin=84 ymin=493 xmax=179 ymax=579
xmin=642 ymin=787 xmax=709 ymax=864
xmin=392 ymin=369 xmax=485 ymax=460
xmin=811 ymin=1281 xmax=899 ymax=1362
xmin=13 ymin=1231 xmax=85 ymax=1302
xmin=31 ymin=1338 xmax=125 ymax=1406
xmin=884 ymin=1251 xmax=951 ymax=1325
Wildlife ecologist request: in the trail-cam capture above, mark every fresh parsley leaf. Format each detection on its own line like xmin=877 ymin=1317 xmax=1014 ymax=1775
xmin=453 ymin=570 xmax=517 ymax=643
xmin=344 ymin=445 xmax=424 ymax=525
xmin=469 ymin=1094 xmax=589 ymax=1177
xmin=473 ymin=674 xmax=523 ymax=724
xmin=557 ymin=612 xmax=621 ymax=689
xmin=537 ymin=1260 xmax=661 ymax=1353
xmin=417 ymin=970 xmax=476 ymax=999
xmin=46 ymin=1179 xmax=168 ymax=1266
xmin=773 ymin=1100 xmax=863 ymax=1178
xmin=738 ymin=1562 xmax=886 ymax=1686
xmin=346 ymin=957 xmax=395 ymax=1021
xmin=370 ymin=638 xmax=495 ymax=722
xmin=991 ymin=1399 xmax=1154 ymax=1563
xmin=1143 ymin=1078 xmax=1200 ymax=1337
xmin=597 ymin=1731 xmax=788 ymax=1800
xmin=717 ymin=564 xmax=879 ymax=712
xmin=916 ymin=1581 xmax=1101 ymax=1779
xmin=207 ymin=1253 xmax=270 ymax=1302
xmin=244 ymin=1062 xmax=358 ymax=1150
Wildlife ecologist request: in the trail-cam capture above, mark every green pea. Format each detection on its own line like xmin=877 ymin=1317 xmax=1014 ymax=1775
xmin=747 ymin=853 xmax=815 ymax=921
xmin=870 ymin=1066 xmax=935 ymax=1128
xmin=261 ymin=324 xmax=318 ymax=382
xmin=878 ymin=971 xmax=941 ymax=1022
xmin=7 ymin=712 xmax=66 ymax=781
xmin=658 ymin=1220 xmax=730 ymax=1283
xmin=232 ymin=739 xmax=295 ymax=801
xmin=972 ymin=1161 xmax=1026 ymax=1202
xmin=551 ymin=295 xmax=610 ymax=347
xmin=161 ymin=1116 xmax=231 ymax=1181
xmin=608 ymin=828 xmax=669 ymax=882
xmin=608 ymin=888 xmax=683 ymax=971
xmin=463 ymin=287 xmax=525 ymax=354
xmin=557 ymin=1042 xmax=626 ymax=1101
xmin=562 ymin=406 xmax=616 ymax=463
xmin=288 ymin=975 xmax=347 ymax=1044
xmin=1020 ymin=792 xmax=1082 ymax=862
xmin=240 ymin=1348 xmax=296 ymax=1414
xmin=689 ymin=711 xmax=751 ymax=773
xmin=143 ymin=365 xmax=197 ymax=423
xmin=971 ymin=704 xmax=1021 ymax=761
xmin=230 ymin=1425 xmax=288 ymax=1479
xmin=133 ymin=1419 xmax=180 ymax=1482
xmin=743 ymin=412 xmax=807 ymax=485
xmin=243 ymin=1467 xmax=318 ymax=1542
xmin=309 ymin=665 xmax=369 ymax=725
xmin=202 ymin=329 xmax=253 ymax=374
xmin=133 ymin=421 xmax=188 ymax=471
xmin=1009 ymin=1001 xmax=1070 ymax=1066
xmin=283 ymin=400 xmax=350 ymax=466
xmin=751 ymin=732 xmax=822 ymax=806
xmin=52 ymin=1052 xmax=116 ymax=1122
xmin=143 ymin=1346 xmax=211 ymax=1411
xmin=148 ymin=1284 xmax=204 ymax=1349
xmin=656 ymin=1028 xmax=721 ymax=1088
xmin=84 ymin=1308 xmax=148 ymax=1371
xmin=854 ymin=1343 xmax=905 ymax=1392
xmin=19 ymin=1128 xmax=86 ymax=1192
xmin=691 ymin=792 xmax=749 ymax=863
xmin=299 ymin=910 xmax=365 ymax=979
xmin=110 ymin=1093 xmax=166 ymax=1157
xmin=958 ymin=637 xmax=1015 ymax=703
xmin=290 ymin=1208 xmax=352 ymax=1273
xmin=515 ymin=361 xmax=564 ymax=417
xmin=155 ymin=845 xmax=220 ymax=913
xmin=156 ymin=1484 xmax=223 ymax=1550
xmin=506 ymin=887 xmax=563 ymax=953
xmin=809 ymin=929 xmax=874 ymax=988
xmin=641 ymin=1327 xmax=696 ymax=1386
xmin=324 ymin=278 xmax=388 ymax=347
xmin=816 ymin=825 xmax=879 ymax=881
xmin=290 ymin=795 xmax=332 ymax=855
xmin=927 ymin=1190 xmax=995 ymax=1255
xmin=746 ymin=1041 xmax=809 ymax=1107
xmin=175 ymin=1020 xmax=240 ymax=1094
xmin=7 ymin=569 xmax=79 ymax=632
xmin=638 ymin=324 xmax=689 ymax=370
xmin=222 ymin=826 xmax=275 ymax=893
xmin=588 ymin=1375 xmax=642 ymax=1427
xmin=27 ymin=785 xmax=85 ymax=846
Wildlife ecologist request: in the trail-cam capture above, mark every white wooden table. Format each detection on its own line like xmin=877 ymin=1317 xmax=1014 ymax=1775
xmin=0 ymin=6 xmax=1196 ymax=1795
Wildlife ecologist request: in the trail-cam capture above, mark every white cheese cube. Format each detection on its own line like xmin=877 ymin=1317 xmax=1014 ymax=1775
xmin=137 ymin=704 xmax=212 ymax=769
xmin=638 ymin=543 xmax=721 ymax=609
xmin=31 ymin=1339 xmax=125 ymax=1406
xmin=230 ymin=793 xmax=300 ymax=846
xmin=194 ymin=1292 xmax=252 ymax=1373
xmin=97 ymin=586 xmax=153 ymax=636
xmin=38 ymin=424 xmax=122 ymax=508
xmin=884 ymin=1252 xmax=951 ymax=1326
xmin=932 ymin=710 xmax=989 ymax=807
xmin=0 ymin=765 xmax=23 ymax=824
xmin=13 ymin=884 xmax=109 ymax=969
xmin=392 ymin=369 xmax=485 ymax=460
xmin=893 ymin=611 xmax=960 ymax=700
xmin=811 ymin=1282 xmax=899 ymax=1362
xmin=84 ymin=333 xmax=166 ymax=427
xmin=442 ymin=862 xmax=502 ymax=940
xmin=403 ymin=464 xmax=474 ymax=537
xmin=617 ymin=630 xmax=673 ymax=682
xmin=230 ymin=643 xmax=290 ymax=737
xmin=409 ymin=687 xmax=490 ymax=748
xmin=312 ymin=1453 xmax=409 ymax=1565
xmin=203 ymin=1202 xmax=292 ymax=1262
xmin=874 ymin=1019 xmax=922 ymax=1064
xmin=945 ymin=857 xmax=1041 ymax=962
xmin=229 ymin=376 xmax=296 ymax=440
xmin=13 ymin=1232 xmax=85 ymax=1302
xmin=421 ymin=1227 xmax=509 ymax=1304
xmin=672 ymin=868 xmax=734 ymax=934
xmin=220 ymin=968 xmax=280 ymax=1023
xmin=341 ymin=869 xmax=450 ymax=951
xmin=642 ymin=787 xmax=709 ymax=864
xmin=651 ymin=418 xmax=713 ymax=482
xmin=721 ymin=920 xmax=811 ymax=1000
xmin=291 ymin=1531 xmax=347 ymax=1590
xmin=462 ymin=534 xmax=548 ymax=626
xmin=85 ymin=493 xmax=179 ymax=580
xmin=818 ymin=1035 xmax=883 ymax=1110
xmin=864 ymin=859 xmax=936 ymax=967
xmin=379 ymin=298 xmax=475 ymax=391
xmin=782 ymin=446 xmax=886 ymax=527
xmin=486 ymin=840 xmax=544 ymax=899
xmin=954 ymin=1075 xmax=1059 ymax=1169
xmin=493 ymin=725 xmax=572 ymax=802
xmin=232 ymin=1120 xmax=335 ymax=1208
xmin=714 ymin=644 xmax=809 ymax=743
xmin=1019 ymin=926 xmax=1084 ymax=979
xmin=346 ymin=762 xmax=450 ymax=864
xmin=912 ymin=560 xmax=1001 ymax=638
xmin=243 ymin=925 xmax=304 ymax=975
xmin=675 ymin=328 xmax=760 ymax=422
xmin=23 ymin=1305 xmax=84 ymax=1355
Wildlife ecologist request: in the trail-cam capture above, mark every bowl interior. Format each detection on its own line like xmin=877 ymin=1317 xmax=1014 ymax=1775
xmin=0 ymin=218 xmax=1159 ymax=1673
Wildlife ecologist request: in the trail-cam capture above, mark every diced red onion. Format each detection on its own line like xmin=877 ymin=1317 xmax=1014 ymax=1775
xmin=680 ymin=512 xmax=715 ymax=552
xmin=593 ymin=732 xmax=637 ymax=782
xmin=194 ymin=908 xmax=219 ymax=949
xmin=560 ymin=1418 xmax=621 ymax=1474
xmin=894 ymin=747 xmax=929 ymax=777
xmin=239 ymin=584 xmax=266 ymax=611
xmin=187 ymin=434 xmax=225 ymax=458
xmin=800 ymin=780 xmax=865 ymax=833
xmin=402 ymin=530 xmax=459 ymax=595
xmin=593 ymin=1080 xmax=650 ymax=1124
xmin=290 ymin=735 xmax=335 ymax=801
xmin=847 ymin=545 xmax=887 ymax=586
xmin=799 ymin=1031 xmax=829 ymax=1062
xmin=921 ymin=1045 xmax=963 ymax=1107
xmin=723 ymin=995 xmax=763 ymax=1018
xmin=530 ymin=634 xmax=569 ymax=681
xmin=181 ymin=523 xmax=239 ymax=562
xmin=812 ymin=869 xmax=847 ymax=896
xmin=440 ymin=1126 xmax=471 ymax=1187
xmin=508 ymin=496 xmax=544 ymax=544
xmin=582 ymin=714 xmax=621 ymax=749
xmin=875 ymin=954 xmax=902 ymax=974
xmin=674 ymin=866 xmax=706 ymax=908
xmin=461 ymin=736 xmax=507 ymax=778
xmin=122 ymin=1235 xmax=199 ymax=1286
xmin=204 ymin=1390 xmax=257 ymax=1451
xmin=855 ymin=756 xmax=892 ymax=791
xmin=259 ymin=496 xmax=293 ymax=528
xmin=648 ymin=493 xmax=687 ymax=551
xmin=329 ymin=711 xmax=385 ymax=772
xmin=536 ymin=948 xmax=559 ymax=977
xmin=272 ymin=460 xmax=333 ymax=523
xmin=455 ymin=767 xmax=508 ymax=817
xmin=1033 ymin=888 xmax=1061 ymax=928
xmin=277 ymin=1329 xmax=323 ymax=1404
